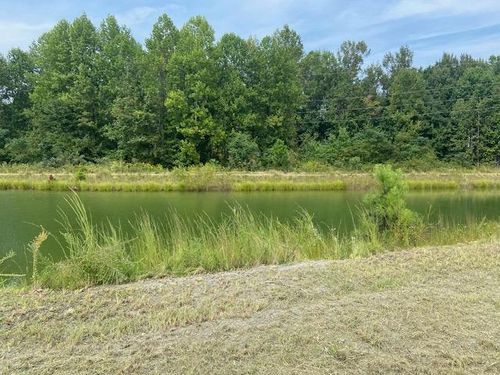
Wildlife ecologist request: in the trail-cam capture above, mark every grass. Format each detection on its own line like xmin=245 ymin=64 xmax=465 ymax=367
xmin=233 ymin=180 xmax=346 ymax=191
xmin=407 ymin=179 xmax=459 ymax=190
xmin=1 ymin=241 xmax=499 ymax=374
xmin=0 ymin=163 xmax=499 ymax=192
xmin=7 ymin=193 xmax=495 ymax=290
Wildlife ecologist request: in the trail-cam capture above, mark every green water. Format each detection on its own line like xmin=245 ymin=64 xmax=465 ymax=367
xmin=1 ymin=191 xmax=499 ymax=274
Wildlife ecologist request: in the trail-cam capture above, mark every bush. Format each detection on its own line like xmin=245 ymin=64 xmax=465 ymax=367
xmin=265 ymin=140 xmax=291 ymax=170
xmin=358 ymin=165 xmax=422 ymax=250
xmin=75 ymin=167 xmax=87 ymax=181
xmin=227 ymin=132 xmax=260 ymax=170
xmin=177 ymin=140 xmax=200 ymax=167
xmin=171 ymin=162 xmax=224 ymax=191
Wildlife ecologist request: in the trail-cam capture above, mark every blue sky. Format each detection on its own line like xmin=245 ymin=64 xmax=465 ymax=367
xmin=1 ymin=0 xmax=499 ymax=66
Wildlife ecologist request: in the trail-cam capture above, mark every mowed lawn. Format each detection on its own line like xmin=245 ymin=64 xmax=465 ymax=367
xmin=1 ymin=241 xmax=499 ymax=374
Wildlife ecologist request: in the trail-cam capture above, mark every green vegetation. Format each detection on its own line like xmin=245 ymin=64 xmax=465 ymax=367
xmin=0 ymin=163 xmax=499 ymax=192
xmin=2 ymin=242 xmax=499 ymax=374
xmin=357 ymin=165 xmax=423 ymax=251
xmin=0 ymin=14 xmax=499 ymax=169
xmin=2 ymin=166 xmax=494 ymax=289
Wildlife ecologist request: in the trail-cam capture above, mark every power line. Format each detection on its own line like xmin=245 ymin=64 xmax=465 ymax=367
xmin=296 ymin=103 xmax=500 ymax=123
xmin=298 ymin=95 xmax=500 ymax=116
xmin=303 ymin=81 xmax=500 ymax=104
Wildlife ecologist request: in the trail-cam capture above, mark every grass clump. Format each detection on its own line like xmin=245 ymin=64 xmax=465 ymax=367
xmin=233 ymin=181 xmax=346 ymax=192
xmin=407 ymin=180 xmax=459 ymax=190
xmin=471 ymin=180 xmax=500 ymax=189
xmin=30 ymin=228 xmax=48 ymax=284
xmin=38 ymin=194 xmax=137 ymax=289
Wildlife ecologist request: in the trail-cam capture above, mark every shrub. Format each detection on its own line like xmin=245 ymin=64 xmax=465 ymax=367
xmin=177 ymin=140 xmax=200 ymax=167
xmin=171 ymin=162 xmax=224 ymax=191
xmin=75 ymin=167 xmax=87 ymax=181
xmin=227 ymin=132 xmax=260 ymax=170
xmin=357 ymin=165 xmax=422 ymax=250
xmin=265 ymin=140 xmax=291 ymax=170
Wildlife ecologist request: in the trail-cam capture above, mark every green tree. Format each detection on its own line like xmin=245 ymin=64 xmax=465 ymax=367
xmin=451 ymin=66 xmax=499 ymax=165
xmin=257 ymin=26 xmax=303 ymax=148
xmin=28 ymin=16 xmax=101 ymax=164
xmin=97 ymin=16 xmax=152 ymax=162
xmin=360 ymin=165 xmax=422 ymax=248
xmin=0 ymin=49 xmax=35 ymax=161
xmin=145 ymin=14 xmax=179 ymax=165
xmin=214 ymin=33 xmax=254 ymax=138
xmin=166 ymin=16 xmax=223 ymax=165
xmin=299 ymin=51 xmax=339 ymax=139
xmin=386 ymin=68 xmax=434 ymax=164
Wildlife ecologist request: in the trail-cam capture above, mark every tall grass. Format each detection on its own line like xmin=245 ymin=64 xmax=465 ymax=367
xmin=26 ymin=191 xmax=499 ymax=290
xmin=233 ymin=181 xmax=346 ymax=192
xmin=34 ymin=195 xmax=344 ymax=289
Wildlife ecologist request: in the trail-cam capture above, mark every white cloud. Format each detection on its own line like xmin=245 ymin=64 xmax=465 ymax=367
xmin=385 ymin=0 xmax=500 ymax=20
xmin=0 ymin=21 xmax=52 ymax=52
xmin=116 ymin=7 xmax=161 ymax=26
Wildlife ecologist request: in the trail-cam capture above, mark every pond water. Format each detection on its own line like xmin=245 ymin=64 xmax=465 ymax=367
xmin=1 ymin=190 xmax=499 ymax=274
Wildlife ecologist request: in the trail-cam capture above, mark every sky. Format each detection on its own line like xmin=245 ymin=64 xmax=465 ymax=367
xmin=0 ymin=0 xmax=499 ymax=66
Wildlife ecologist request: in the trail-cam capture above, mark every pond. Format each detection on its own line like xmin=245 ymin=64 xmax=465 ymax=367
xmin=1 ymin=190 xmax=499 ymax=274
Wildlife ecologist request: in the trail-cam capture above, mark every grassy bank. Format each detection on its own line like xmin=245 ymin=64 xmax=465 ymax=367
xmin=3 ymin=192 xmax=497 ymax=290
xmin=0 ymin=163 xmax=499 ymax=192
xmin=1 ymin=242 xmax=499 ymax=374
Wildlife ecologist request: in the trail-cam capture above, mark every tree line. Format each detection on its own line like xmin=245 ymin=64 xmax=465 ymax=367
xmin=0 ymin=14 xmax=499 ymax=169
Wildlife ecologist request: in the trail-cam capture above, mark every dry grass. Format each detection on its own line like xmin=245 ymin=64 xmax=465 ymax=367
xmin=0 ymin=165 xmax=499 ymax=192
xmin=1 ymin=241 xmax=499 ymax=374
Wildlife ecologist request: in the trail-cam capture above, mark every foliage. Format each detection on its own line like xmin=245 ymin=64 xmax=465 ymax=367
xmin=74 ymin=167 xmax=87 ymax=181
xmin=0 ymin=14 xmax=498 ymax=169
xmin=265 ymin=140 xmax=291 ymax=169
xmin=357 ymin=165 xmax=423 ymax=251
xmin=227 ymin=132 xmax=260 ymax=170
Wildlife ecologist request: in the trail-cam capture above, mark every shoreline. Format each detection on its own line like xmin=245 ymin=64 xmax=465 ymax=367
xmin=1 ymin=170 xmax=500 ymax=192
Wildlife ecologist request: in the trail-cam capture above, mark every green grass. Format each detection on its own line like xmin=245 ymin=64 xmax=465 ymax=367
xmin=1 ymin=175 xmax=499 ymax=192
xmin=233 ymin=180 xmax=346 ymax=192
xmin=16 ymin=193 xmax=498 ymax=290
xmin=471 ymin=179 xmax=500 ymax=189
xmin=407 ymin=179 xmax=459 ymax=190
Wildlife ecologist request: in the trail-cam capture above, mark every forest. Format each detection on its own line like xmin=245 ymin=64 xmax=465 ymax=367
xmin=0 ymin=14 xmax=499 ymax=169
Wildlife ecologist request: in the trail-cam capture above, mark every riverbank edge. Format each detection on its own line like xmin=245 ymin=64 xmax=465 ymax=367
xmin=1 ymin=170 xmax=500 ymax=192
xmin=1 ymin=241 xmax=499 ymax=374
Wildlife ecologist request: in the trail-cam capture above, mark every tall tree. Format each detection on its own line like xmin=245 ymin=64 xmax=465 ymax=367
xmin=258 ymin=26 xmax=304 ymax=149
xmin=96 ymin=16 xmax=153 ymax=162
xmin=166 ymin=16 xmax=222 ymax=165
xmin=28 ymin=16 xmax=100 ymax=163
xmin=0 ymin=49 xmax=34 ymax=161
xmin=145 ymin=14 xmax=179 ymax=165
xmin=451 ymin=66 xmax=499 ymax=165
